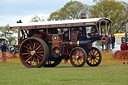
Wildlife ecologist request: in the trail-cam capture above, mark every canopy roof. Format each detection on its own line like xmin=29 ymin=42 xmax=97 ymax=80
xmin=10 ymin=18 xmax=111 ymax=30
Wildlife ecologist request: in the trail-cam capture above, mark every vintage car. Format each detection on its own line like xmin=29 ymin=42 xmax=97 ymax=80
xmin=10 ymin=18 xmax=111 ymax=68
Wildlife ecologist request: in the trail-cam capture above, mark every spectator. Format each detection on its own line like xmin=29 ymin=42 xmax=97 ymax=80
xmin=120 ymin=39 xmax=126 ymax=50
xmin=0 ymin=41 xmax=8 ymax=63
xmin=124 ymin=32 xmax=128 ymax=43
xmin=101 ymin=36 xmax=106 ymax=52
xmin=10 ymin=43 xmax=18 ymax=58
xmin=125 ymin=32 xmax=128 ymax=37
xmin=105 ymin=35 xmax=111 ymax=54
xmin=13 ymin=43 xmax=18 ymax=58
xmin=111 ymin=34 xmax=115 ymax=49
xmin=10 ymin=45 xmax=15 ymax=58
xmin=0 ymin=47 xmax=2 ymax=60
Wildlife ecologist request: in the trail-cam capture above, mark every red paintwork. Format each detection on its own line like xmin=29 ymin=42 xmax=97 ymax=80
xmin=52 ymin=42 xmax=60 ymax=46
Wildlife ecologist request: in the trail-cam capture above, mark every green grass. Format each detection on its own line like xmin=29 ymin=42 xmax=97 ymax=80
xmin=0 ymin=51 xmax=128 ymax=85
xmin=0 ymin=63 xmax=128 ymax=85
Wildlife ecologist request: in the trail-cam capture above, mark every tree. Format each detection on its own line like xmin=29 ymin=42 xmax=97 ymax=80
xmin=113 ymin=2 xmax=128 ymax=33
xmin=48 ymin=1 xmax=85 ymax=21
xmin=88 ymin=0 xmax=128 ymax=34
xmin=0 ymin=24 xmax=17 ymax=45
xmin=48 ymin=11 xmax=61 ymax=21
xmin=31 ymin=15 xmax=45 ymax=22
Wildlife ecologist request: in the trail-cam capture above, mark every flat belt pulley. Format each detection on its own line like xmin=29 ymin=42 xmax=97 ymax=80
xmin=52 ymin=46 xmax=62 ymax=58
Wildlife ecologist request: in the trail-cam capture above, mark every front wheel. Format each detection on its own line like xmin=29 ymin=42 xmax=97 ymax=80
xmin=87 ymin=47 xmax=102 ymax=67
xmin=70 ymin=47 xmax=87 ymax=67
xmin=19 ymin=37 xmax=49 ymax=68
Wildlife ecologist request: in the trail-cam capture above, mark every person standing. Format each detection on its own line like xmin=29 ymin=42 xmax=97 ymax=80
xmin=0 ymin=41 xmax=8 ymax=63
xmin=120 ymin=39 xmax=126 ymax=50
xmin=111 ymin=34 xmax=115 ymax=49
xmin=105 ymin=35 xmax=111 ymax=54
xmin=101 ymin=36 xmax=106 ymax=52
xmin=0 ymin=46 xmax=2 ymax=60
xmin=11 ymin=43 xmax=18 ymax=58
xmin=10 ymin=45 xmax=15 ymax=58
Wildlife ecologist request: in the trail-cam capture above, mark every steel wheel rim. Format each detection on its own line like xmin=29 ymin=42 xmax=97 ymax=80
xmin=87 ymin=48 xmax=100 ymax=65
xmin=70 ymin=49 xmax=85 ymax=67
xmin=20 ymin=39 xmax=44 ymax=67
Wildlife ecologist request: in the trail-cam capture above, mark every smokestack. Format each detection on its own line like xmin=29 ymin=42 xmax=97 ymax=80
xmin=81 ymin=13 xmax=86 ymax=19
xmin=17 ymin=20 xmax=22 ymax=23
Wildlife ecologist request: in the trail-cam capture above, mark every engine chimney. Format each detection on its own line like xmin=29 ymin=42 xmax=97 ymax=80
xmin=81 ymin=13 xmax=86 ymax=19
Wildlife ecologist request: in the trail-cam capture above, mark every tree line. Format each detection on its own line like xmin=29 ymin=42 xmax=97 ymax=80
xmin=0 ymin=0 xmax=128 ymax=45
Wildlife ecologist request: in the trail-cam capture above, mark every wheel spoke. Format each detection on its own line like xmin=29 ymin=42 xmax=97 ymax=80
xmin=36 ymin=51 xmax=44 ymax=54
xmin=90 ymin=58 xmax=93 ymax=64
xmin=29 ymin=40 xmax=33 ymax=48
xmin=37 ymin=58 xmax=40 ymax=64
xmin=32 ymin=57 xmax=35 ymax=65
xmin=23 ymin=45 xmax=31 ymax=50
xmin=30 ymin=58 xmax=32 ymax=65
xmin=72 ymin=54 xmax=76 ymax=59
xmin=73 ymin=59 xmax=77 ymax=63
xmin=33 ymin=42 xmax=36 ymax=50
xmin=37 ymin=47 xmax=43 ymax=51
xmin=92 ymin=50 xmax=95 ymax=55
xmin=76 ymin=50 xmax=79 ymax=56
xmin=38 ymin=54 xmax=44 ymax=57
xmin=77 ymin=60 xmax=80 ymax=65
xmin=79 ymin=60 xmax=82 ymax=65
xmin=94 ymin=52 xmax=98 ymax=56
xmin=22 ymin=53 xmax=30 ymax=55
xmin=88 ymin=58 xmax=91 ymax=61
xmin=25 ymin=56 xmax=32 ymax=63
xmin=72 ymin=57 xmax=76 ymax=60
xmin=25 ymin=54 xmax=31 ymax=59
xmin=90 ymin=51 xmax=93 ymax=55
xmin=93 ymin=59 xmax=94 ymax=64
xmin=94 ymin=50 xmax=97 ymax=55
xmin=80 ymin=56 xmax=84 ymax=60
xmin=96 ymin=55 xmax=100 ymax=57
xmin=94 ymin=59 xmax=97 ymax=64
xmin=36 ymin=54 xmax=43 ymax=59
xmin=25 ymin=50 xmax=31 ymax=52
xmin=35 ymin=45 xmax=42 ymax=51
xmin=35 ymin=58 xmax=39 ymax=65
xmin=80 ymin=51 xmax=84 ymax=57
xmin=95 ymin=57 xmax=99 ymax=61
xmin=26 ymin=44 xmax=32 ymax=50
xmin=35 ymin=58 xmax=38 ymax=65
xmin=79 ymin=59 xmax=82 ymax=63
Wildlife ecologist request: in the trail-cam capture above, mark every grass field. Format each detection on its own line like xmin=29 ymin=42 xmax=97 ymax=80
xmin=0 ymin=51 xmax=128 ymax=85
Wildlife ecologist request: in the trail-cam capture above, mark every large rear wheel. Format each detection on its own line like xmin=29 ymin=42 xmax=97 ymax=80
xmin=19 ymin=37 xmax=49 ymax=68
xmin=70 ymin=47 xmax=87 ymax=67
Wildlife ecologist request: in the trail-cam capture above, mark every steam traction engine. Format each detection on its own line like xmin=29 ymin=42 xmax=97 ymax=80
xmin=10 ymin=18 xmax=111 ymax=68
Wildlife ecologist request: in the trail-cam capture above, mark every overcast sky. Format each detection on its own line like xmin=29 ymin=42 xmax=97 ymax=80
xmin=0 ymin=0 xmax=128 ymax=26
